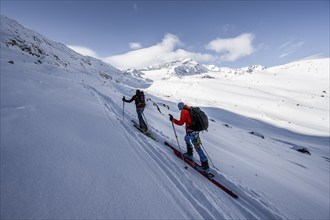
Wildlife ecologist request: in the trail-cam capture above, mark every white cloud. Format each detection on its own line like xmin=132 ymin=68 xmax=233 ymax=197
xmin=129 ymin=42 xmax=142 ymax=50
xmin=67 ymin=45 xmax=99 ymax=58
xmin=104 ymin=33 xmax=213 ymax=70
xmin=67 ymin=33 xmax=257 ymax=70
xmin=205 ymin=33 xmax=255 ymax=61
xmin=279 ymin=38 xmax=304 ymax=58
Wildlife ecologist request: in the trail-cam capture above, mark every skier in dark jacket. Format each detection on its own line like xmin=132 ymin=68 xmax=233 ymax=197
xmin=169 ymin=102 xmax=209 ymax=173
xmin=123 ymin=90 xmax=148 ymax=132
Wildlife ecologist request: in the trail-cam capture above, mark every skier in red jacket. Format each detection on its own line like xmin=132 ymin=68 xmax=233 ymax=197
xmin=169 ymin=102 xmax=209 ymax=172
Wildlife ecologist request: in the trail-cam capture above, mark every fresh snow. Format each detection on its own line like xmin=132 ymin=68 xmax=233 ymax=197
xmin=1 ymin=15 xmax=329 ymax=219
xmin=144 ymin=59 xmax=329 ymax=136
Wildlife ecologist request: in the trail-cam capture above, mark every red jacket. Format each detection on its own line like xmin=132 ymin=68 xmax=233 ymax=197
xmin=173 ymin=105 xmax=192 ymax=132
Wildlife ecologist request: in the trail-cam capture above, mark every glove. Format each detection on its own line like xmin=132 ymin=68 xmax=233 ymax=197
xmin=122 ymin=96 xmax=125 ymax=102
xmin=169 ymin=114 xmax=174 ymax=121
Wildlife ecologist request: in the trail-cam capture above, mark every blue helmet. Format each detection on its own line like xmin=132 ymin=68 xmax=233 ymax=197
xmin=178 ymin=102 xmax=185 ymax=110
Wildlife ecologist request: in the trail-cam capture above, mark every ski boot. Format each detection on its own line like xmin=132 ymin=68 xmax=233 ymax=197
xmin=183 ymin=147 xmax=194 ymax=162
xmin=197 ymin=160 xmax=210 ymax=174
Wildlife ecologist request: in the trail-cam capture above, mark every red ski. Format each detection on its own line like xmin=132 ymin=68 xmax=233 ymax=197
xmin=164 ymin=141 xmax=238 ymax=199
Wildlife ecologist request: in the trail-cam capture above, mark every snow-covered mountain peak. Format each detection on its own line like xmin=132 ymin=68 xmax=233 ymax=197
xmin=143 ymin=58 xmax=208 ymax=78
xmin=178 ymin=57 xmax=198 ymax=65
xmin=0 ymin=15 xmax=149 ymax=88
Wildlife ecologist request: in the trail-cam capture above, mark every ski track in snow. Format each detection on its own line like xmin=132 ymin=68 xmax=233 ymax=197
xmin=87 ymin=85 xmax=290 ymax=219
xmin=86 ymin=85 xmax=223 ymax=218
xmin=1 ymin=15 xmax=329 ymax=219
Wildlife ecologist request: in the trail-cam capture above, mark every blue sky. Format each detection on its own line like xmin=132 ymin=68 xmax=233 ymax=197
xmin=1 ymin=0 xmax=329 ymax=69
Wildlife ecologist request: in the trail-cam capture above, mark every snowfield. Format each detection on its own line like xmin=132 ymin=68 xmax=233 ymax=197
xmin=144 ymin=58 xmax=329 ymax=137
xmin=1 ymin=15 xmax=329 ymax=219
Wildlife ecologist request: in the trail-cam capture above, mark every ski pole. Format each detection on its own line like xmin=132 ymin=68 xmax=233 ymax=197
xmin=200 ymin=141 xmax=219 ymax=171
xmin=171 ymin=121 xmax=188 ymax=169
xmin=122 ymin=98 xmax=125 ymax=122
xmin=142 ymin=112 xmax=148 ymax=126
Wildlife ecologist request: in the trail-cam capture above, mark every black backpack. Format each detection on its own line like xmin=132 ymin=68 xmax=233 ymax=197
xmin=136 ymin=90 xmax=146 ymax=108
xmin=188 ymin=107 xmax=209 ymax=131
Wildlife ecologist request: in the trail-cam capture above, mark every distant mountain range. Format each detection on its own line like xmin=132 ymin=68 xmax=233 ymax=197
xmin=140 ymin=57 xmax=266 ymax=78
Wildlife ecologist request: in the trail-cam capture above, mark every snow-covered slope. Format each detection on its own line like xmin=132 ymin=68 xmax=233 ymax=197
xmin=0 ymin=16 xmax=149 ymax=89
xmin=143 ymin=58 xmax=329 ymax=136
xmin=1 ymin=15 xmax=329 ymax=220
